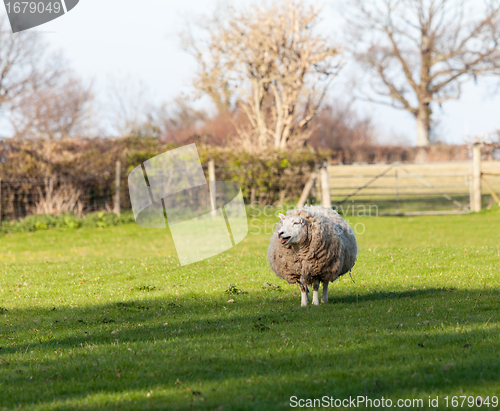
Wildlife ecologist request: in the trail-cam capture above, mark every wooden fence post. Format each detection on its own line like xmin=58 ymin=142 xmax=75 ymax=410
xmin=113 ymin=161 xmax=121 ymax=214
xmin=250 ymin=187 xmax=256 ymax=204
xmin=297 ymin=164 xmax=319 ymax=208
xmin=320 ymin=164 xmax=332 ymax=208
xmin=469 ymin=162 xmax=474 ymax=212
xmin=208 ymin=160 xmax=216 ymax=216
xmin=472 ymin=143 xmax=482 ymax=212
xmin=314 ymin=170 xmax=321 ymax=203
xmin=395 ymin=168 xmax=400 ymax=214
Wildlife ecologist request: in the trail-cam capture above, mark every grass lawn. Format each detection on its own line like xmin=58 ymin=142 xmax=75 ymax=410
xmin=0 ymin=209 xmax=499 ymax=410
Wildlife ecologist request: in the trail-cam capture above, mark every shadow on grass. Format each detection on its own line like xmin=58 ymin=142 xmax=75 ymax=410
xmin=333 ymin=287 xmax=458 ymax=304
xmin=1 ymin=288 xmax=499 ymax=410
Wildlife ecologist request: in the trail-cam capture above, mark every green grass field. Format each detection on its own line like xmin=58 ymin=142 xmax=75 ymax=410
xmin=1 ymin=209 xmax=499 ymax=410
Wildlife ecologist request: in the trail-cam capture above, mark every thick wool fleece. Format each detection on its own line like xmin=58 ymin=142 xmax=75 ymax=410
xmin=267 ymin=206 xmax=357 ymax=287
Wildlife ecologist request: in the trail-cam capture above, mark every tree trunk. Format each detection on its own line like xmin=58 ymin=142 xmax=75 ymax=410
xmin=278 ymin=118 xmax=292 ymax=149
xmin=416 ymin=104 xmax=431 ymax=147
xmin=274 ymin=135 xmax=281 ymax=150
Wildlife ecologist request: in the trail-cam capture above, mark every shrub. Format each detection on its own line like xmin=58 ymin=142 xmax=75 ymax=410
xmin=0 ymin=211 xmax=135 ymax=235
xmin=0 ymin=137 xmax=327 ymax=218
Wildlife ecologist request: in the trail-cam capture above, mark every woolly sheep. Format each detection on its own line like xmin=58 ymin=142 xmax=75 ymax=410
xmin=267 ymin=205 xmax=357 ymax=307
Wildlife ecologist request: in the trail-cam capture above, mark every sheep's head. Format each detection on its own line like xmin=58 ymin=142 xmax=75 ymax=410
xmin=277 ymin=213 xmax=307 ymax=246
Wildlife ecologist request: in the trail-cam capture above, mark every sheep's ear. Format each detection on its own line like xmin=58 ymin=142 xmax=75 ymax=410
xmin=278 ymin=213 xmax=286 ymax=220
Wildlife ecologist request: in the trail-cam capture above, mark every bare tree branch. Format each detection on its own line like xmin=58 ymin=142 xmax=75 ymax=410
xmin=10 ymin=72 xmax=95 ymax=140
xmin=0 ymin=14 xmax=54 ymax=113
xmin=346 ymin=0 xmax=500 ymax=146
xmin=182 ymin=0 xmax=341 ymax=150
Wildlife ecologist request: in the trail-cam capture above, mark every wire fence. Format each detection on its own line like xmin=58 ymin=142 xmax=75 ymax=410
xmin=3 ymin=158 xmax=499 ymax=222
xmin=0 ymin=176 xmax=129 ymax=221
xmin=0 ymin=161 xmax=312 ymax=222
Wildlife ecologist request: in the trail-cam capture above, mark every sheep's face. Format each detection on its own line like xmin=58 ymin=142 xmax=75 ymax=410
xmin=277 ymin=214 xmax=307 ymax=246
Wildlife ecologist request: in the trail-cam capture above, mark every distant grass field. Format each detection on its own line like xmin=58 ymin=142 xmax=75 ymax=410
xmin=0 ymin=209 xmax=499 ymax=410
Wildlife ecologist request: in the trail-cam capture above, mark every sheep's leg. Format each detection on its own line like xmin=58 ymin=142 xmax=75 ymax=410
xmin=321 ymin=281 xmax=329 ymax=303
xmin=312 ymin=280 xmax=320 ymax=305
xmin=300 ymin=283 xmax=309 ymax=307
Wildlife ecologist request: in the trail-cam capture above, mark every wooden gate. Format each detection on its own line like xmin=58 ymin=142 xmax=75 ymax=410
xmin=328 ymin=161 xmax=500 ymax=216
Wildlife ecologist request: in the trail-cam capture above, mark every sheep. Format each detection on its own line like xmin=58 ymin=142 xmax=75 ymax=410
xmin=267 ymin=205 xmax=357 ymax=307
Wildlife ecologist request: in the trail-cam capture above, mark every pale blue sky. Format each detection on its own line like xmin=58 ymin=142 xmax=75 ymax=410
xmin=4 ymin=0 xmax=500 ymax=144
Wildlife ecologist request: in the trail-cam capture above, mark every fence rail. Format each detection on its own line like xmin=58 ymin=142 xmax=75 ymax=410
xmin=326 ymin=159 xmax=500 ymax=215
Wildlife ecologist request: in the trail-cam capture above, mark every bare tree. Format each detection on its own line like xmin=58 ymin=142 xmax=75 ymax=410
xmin=150 ymin=96 xmax=207 ymax=143
xmin=107 ymin=79 xmax=207 ymax=141
xmin=345 ymin=0 xmax=500 ymax=146
xmin=10 ymin=73 xmax=94 ymax=139
xmin=183 ymin=0 xmax=341 ymax=150
xmin=106 ymin=75 xmax=154 ymax=137
xmin=308 ymin=100 xmax=377 ymax=149
xmin=0 ymin=14 xmax=46 ymax=113
xmin=0 ymin=14 xmax=85 ymax=138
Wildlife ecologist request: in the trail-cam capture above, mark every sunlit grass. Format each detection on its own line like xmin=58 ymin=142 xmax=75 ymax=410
xmin=0 ymin=210 xmax=499 ymax=410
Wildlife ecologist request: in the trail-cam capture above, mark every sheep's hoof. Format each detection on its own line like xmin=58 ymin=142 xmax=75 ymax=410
xmin=301 ymin=302 xmax=308 ymax=307
xmin=313 ymin=300 xmax=319 ymax=306
xmin=321 ymin=299 xmax=327 ymax=303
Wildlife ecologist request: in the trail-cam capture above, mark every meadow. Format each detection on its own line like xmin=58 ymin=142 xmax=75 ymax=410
xmin=0 ymin=208 xmax=499 ymax=410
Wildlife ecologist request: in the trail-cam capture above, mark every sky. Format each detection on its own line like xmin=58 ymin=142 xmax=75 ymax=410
xmin=2 ymin=0 xmax=500 ymax=145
